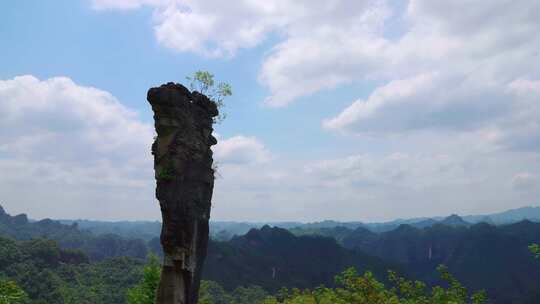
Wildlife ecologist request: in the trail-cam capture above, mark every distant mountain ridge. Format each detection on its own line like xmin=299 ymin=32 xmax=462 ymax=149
xmin=0 ymin=205 xmax=396 ymax=294
xmin=291 ymin=206 xmax=540 ymax=234
xmin=9 ymin=204 xmax=540 ymax=241
xmin=462 ymin=206 xmax=540 ymax=224
xmin=439 ymin=214 xmax=471 ymax=227
xmin=0 ymin=205 xmax=149 ymax=261
xmin=2 ymin=204 xmax=540 ymax=303
xmin=337 ymin=220 xmax=540 ymax=304
xmin=58 ymin=218 xmax=162 ymax=241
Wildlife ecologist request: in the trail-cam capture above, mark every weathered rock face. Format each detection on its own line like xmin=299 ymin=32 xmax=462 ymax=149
xmin=147 ymin=83 xmax=218 ymax=304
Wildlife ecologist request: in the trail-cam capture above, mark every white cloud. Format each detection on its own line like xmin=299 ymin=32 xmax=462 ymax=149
xmin=0 ymin=75 xmax=153 ymax=172
xmin=261 ymin=0 xmax=540 ymax=108
xmin=323 ymin=72 xmax=517 ymax=135
xmin=323 ymin=73 xmax=435 ymax=134
xmin=90 ymin=0 xmax=382 ymax=60
xmin=0 ymin=76 xmax=274 ymax=220
xmin=259 ymin=1 xmax=391 ymax=106
xmin=318 ymin=0 xmax=540 ymax=155
xmin=213 ymin=135 xmax=271 ymax=165
xmin=92 ymin=0 xmax=302 ymax=57
xmin=152 ymin=1 xmax=284 ymax=57
xmin=0 ymin=75 xmax=157 ymax=219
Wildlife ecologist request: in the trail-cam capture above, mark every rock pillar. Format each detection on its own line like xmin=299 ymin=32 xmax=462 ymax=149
xmin=147 ymin=83 xmax=218 ymax=304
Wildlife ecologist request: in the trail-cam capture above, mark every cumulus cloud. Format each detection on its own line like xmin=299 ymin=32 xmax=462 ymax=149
xmin=260 ymin=0 xmax=540 ymax=110
xmin=213 ymin=135 xmax=271 ymax=165
xmin=0 ymin=75 xmax=275 ymax=219
xmin=90 ymin=0 xmax=382 ymax=59
xmin=323 ymin=74 xmax=435 ymax=134
xmin=0 ymin=75 xmax=156 ymax=219
xmin=92 ymin=0 xmax=310 ymax=57
xmin=323 ymin=72 xmax=515 ymax=134
xmin=258 ymin=1 xmax=391 ymax=106
xmin=152 ymin=1 xmax=284 ymax=57
xmin=0 ymin=75 xmax=154 ymax=180
xmin=318 ymin=1 xmax=540 ymax=154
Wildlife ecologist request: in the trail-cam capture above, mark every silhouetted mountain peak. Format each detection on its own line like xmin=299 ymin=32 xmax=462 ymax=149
xmin=11 ymin=214 xmax=28 ymax=225
xmin=242 ymin=225 xmax=295 ymax=244
xmin=0 ymin=206 xmax=29 ymax=226
xmin=36 ymin=218 xmax=67 ymax=229
xmin=440 ymin=214 xmax=469 ymax=227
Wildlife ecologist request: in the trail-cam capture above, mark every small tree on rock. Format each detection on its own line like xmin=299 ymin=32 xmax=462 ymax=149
xmin=186 ymin=71 xmax=232 ymax=123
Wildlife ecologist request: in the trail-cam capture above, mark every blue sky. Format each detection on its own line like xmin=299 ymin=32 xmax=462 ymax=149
xmin=1 ymin=0 xmax=539 ymax=222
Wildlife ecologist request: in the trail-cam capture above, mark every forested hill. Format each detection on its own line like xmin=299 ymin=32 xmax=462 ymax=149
xmin=2 ymin=204 xmax=540 ymax=303
xmin=0 ymin=206 xmax=397 ymax=303
xmin=0 ymin=205 xmax=148 ymax=261
xmin=203 ymin=225 xmax=396 ymax=291
xmin=295 ymin=218 xmax=540 ymax=304
xmin=0 ymin=234 xmax=144 ymax=303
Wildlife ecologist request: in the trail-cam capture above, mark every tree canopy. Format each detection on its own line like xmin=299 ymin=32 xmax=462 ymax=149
xmin=261 ymin=266 xmax=487 ymax=304
xmin=0 ymin=279 xmax=27 ymax=304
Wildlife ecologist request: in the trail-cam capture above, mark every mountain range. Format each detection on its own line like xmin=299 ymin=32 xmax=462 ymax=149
xmin=2 ymin=204 xmax=540 ymax=303
xmin=54 ymin=205 xmax=540 ymax=241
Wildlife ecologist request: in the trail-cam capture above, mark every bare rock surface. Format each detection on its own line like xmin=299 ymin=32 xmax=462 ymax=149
xmin=147 ymin=82 xmax=218 ymax=304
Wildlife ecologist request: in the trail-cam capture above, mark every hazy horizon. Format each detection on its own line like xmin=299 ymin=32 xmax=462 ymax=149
xmin=4 ymin=203 xmax=540 ymax=224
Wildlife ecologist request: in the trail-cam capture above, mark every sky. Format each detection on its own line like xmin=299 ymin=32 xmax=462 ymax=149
xmin=0 ymin=0 xmax=539 ymax=222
